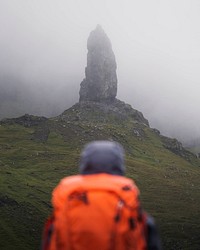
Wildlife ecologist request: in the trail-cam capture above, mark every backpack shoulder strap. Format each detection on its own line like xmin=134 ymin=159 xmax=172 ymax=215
xmin=41 ymin=215 xmax=55 ymax=250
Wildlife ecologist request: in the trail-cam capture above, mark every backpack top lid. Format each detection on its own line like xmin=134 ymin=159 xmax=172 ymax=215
xmin=79 ymin=140 xmax=125 ymax=176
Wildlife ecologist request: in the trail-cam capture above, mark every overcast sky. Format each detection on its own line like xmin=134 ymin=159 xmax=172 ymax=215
xmin=0 ymin=0 xmax=200 ymax=145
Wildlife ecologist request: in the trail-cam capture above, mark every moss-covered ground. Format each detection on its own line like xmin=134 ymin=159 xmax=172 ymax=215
xmin=0 ymin=112 xmax=200 ymax=249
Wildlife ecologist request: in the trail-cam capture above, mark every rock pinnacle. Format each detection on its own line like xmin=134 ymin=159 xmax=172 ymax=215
xmin=79 ymin=25 xmax=117 ymax=102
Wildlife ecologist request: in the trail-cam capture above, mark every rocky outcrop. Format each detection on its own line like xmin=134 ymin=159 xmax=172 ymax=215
xmin=161 ymin=135 xmax=196 ymax=160
xmin=0 ymin=114 xmax=47 ymax=127
xmin=79 ymin=25 xmax=117 ymax=102
xmin=60 ymin=99 xmax=149 ymax=126
xmin=77 ymin=25 xmax=148 ymax=126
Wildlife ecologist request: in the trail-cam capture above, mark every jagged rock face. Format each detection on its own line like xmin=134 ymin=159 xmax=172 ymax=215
xmin=79 ymin=25 xmax=117 ymax=102
xmin=60 ymin=99 xmax=149 ymax=126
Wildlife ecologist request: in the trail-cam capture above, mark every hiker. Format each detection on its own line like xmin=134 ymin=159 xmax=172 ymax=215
xmin=42 ymin=140 xmax=162 ymax=250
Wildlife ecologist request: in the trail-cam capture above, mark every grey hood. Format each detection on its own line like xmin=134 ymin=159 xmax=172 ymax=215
xmin=79 ymin=141 xmax=125 ymax=176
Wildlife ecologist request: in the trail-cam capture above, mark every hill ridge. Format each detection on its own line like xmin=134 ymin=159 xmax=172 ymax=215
xmin=0 ymin=25 xmax=200 ymax=250
xmin=1 ymin=97 xmax=197 ymax=163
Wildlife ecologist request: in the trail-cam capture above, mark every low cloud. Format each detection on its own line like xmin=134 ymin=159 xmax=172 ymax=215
xmin=0 ymin=0 xmax=200 ymax=145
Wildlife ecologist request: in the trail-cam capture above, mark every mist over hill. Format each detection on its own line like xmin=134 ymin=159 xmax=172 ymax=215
xmin=1 ymin=1 xmax=200 ymax=147
xmin=0 ymin=24 xmax=200 ymax=250
xmin=1 ymin=69 xmax=200 ymax=148
xmin=0 ymin=73 xmax=78 ymax=119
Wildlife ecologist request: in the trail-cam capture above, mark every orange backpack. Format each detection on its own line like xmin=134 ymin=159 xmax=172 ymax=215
xmin=42 ymin=173 xmax=147 ymax=250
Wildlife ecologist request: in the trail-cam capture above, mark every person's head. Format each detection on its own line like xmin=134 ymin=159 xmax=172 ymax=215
xmin=79 ymin=140 xmax=125 ymax=176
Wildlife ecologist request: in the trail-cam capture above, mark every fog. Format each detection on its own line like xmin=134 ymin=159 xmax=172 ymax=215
xmin=0 ymin=0 xmax=200 ymax=146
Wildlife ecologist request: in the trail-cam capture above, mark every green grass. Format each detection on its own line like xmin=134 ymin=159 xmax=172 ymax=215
xmin=0 ymin=111 xmax=200 ymax=250
xmin=126 ymin=156 xmax=200 ymax=249
xmin=0 ymin=125 xmax=79 ymax=249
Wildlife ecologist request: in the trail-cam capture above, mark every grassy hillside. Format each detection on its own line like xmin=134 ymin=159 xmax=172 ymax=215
xmin=0 ymin=101 xmax=200 ymax=250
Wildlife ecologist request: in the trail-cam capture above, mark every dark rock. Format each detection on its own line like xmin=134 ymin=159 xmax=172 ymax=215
xmin=0 ymin=196 xmax=18 ymax=207
xmin=1 ymin=114 xmax=47 ymax=127
xmin=161 ymin=136 xmax=196 ymax=160
xmin=162 ymin=137 xmax=183 ymax=153
xmin=79 ymin=25 xmax=117 ymax=102
xmin=60 ymin=99 xmax=149 ymax=126
xmin=32 ymin=125 xmax=50 ymax=142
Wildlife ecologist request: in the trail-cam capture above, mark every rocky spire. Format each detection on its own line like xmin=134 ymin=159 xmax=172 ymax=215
xmin=79 ymin=25 xmax=117 ymax=102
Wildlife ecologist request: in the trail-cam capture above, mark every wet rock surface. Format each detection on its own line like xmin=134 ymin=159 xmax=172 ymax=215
xmin=79 ymin=25 xmax=117 ymax=102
